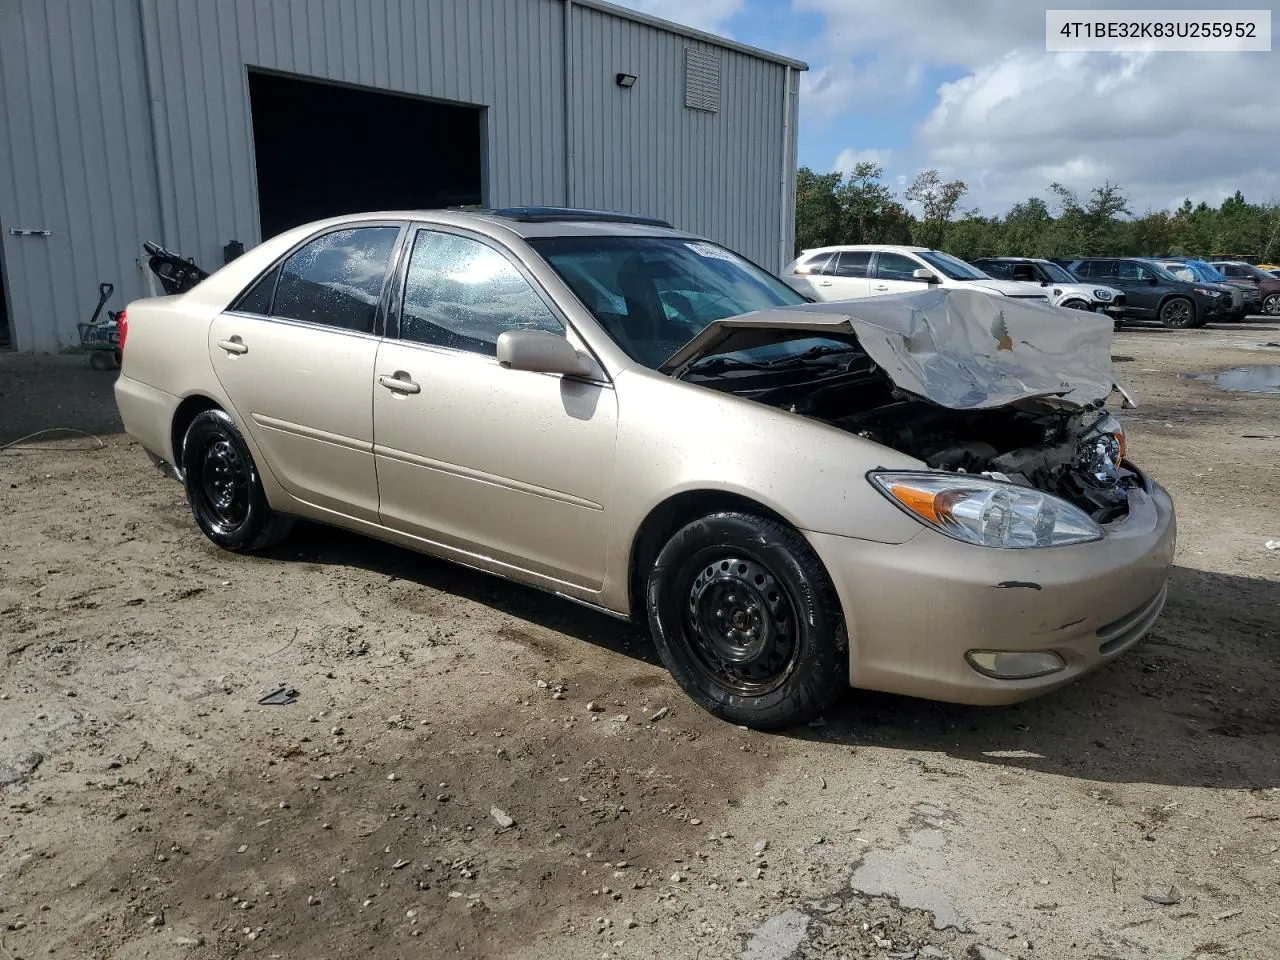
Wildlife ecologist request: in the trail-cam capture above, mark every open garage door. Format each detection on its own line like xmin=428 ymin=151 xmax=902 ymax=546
xmin=248 ymin=71 xmax=484 ymax=240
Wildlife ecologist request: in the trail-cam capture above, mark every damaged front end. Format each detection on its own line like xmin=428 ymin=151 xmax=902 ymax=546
xmin=662 ymin=288 xmax=1140 ymax=524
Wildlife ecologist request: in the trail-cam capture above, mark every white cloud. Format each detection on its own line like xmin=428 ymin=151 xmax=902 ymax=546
xmin=609 ymin=0 xmax=743 ymax=35
xmin=793 ymin=0 xmax=1280 ymax=213
xmin=833 ymin=147 xmax=893 ymax=174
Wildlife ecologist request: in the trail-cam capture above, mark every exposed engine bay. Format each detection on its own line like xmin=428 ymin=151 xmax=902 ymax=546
xmin=694 ymin=352 xmax=1139 ymax=524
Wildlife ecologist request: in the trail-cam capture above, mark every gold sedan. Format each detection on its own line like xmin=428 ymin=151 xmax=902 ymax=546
xmin=114 ymin=208 xmax=1175 ymax=728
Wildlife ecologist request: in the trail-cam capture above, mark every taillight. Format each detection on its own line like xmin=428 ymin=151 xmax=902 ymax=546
xmin=117 ymin=309 xmax=128 ymax=351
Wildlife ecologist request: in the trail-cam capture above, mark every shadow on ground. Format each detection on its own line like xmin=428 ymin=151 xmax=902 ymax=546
xmin=792 ymin=565 xmax=1280 ymax=791
xmin=0 ymin=353 xmax=123 ymax=445
xmin=262 ymin=522 xmax=1279 ymax=792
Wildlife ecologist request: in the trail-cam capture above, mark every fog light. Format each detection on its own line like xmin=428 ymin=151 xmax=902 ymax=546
xmin=965 ymin=650 xmax=1066 ymax=680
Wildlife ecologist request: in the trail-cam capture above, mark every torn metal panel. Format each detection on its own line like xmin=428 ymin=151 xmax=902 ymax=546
xmin=661 ymin=288 xmax=1116 ymax=410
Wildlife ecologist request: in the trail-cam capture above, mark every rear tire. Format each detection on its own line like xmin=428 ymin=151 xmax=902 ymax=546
xmin=1159 ymin=297 xmax=1196 ymax=329
xmin=180 ymin=409 xmax=293 ymax=552
xmin=1264 ymin=293 xmax=1280 ymax=317
xmin=646 ymin=512 xmax=848 ymax=730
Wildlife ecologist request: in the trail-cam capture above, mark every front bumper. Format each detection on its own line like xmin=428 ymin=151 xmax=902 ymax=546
xmin=805 ymin=475 xmax=1176 ymax=705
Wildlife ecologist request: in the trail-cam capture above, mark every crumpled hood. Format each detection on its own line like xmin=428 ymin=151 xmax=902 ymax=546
xmin=660 ymin=287 xmax=1117 ymax=410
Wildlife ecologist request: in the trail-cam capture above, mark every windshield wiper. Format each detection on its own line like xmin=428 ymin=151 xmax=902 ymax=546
xmin=684 ymin=355 xmax=775 ymax=373
xmin=685 ymin=343 xmax=861 ymax=375
xmin=764 ymin=343 xmax=861 ymax=366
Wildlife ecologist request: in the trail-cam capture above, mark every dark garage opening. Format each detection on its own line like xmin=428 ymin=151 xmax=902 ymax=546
xmin=0 ymin=230 xmax=10 ymax=350
xmin=248 ymin=71 xmax=484 ymax=240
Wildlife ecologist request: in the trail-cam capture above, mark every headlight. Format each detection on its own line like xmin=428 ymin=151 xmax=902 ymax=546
xmin=870 ymin=472 xmax=1103 ymax=548
xmin=1092 ymin=289 xmax=1113 ymax=301
xmin=1193 ymin=287 xmax=1221 ymax=298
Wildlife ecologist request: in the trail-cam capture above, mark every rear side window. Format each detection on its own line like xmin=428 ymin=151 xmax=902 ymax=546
xmin=831 ymin=251 xmax=871 ymax=278
xmin=792 ymin=252 xmax=833 ymax=275
xmin=271 ymin=226 xmax=401 ymax=333
xmin=234 ymin=266 xmax=279 ymax=315
xmin=398 ymin=229 xmax=563 ymax=356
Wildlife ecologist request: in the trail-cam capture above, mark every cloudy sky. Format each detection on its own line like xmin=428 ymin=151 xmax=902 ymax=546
xmin=617 ymin=0 xmax=1280 ymax=215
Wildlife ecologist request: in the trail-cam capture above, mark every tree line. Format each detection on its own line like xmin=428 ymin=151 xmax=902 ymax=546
xmin=795 ymin=162 xmax=1280 ymax=262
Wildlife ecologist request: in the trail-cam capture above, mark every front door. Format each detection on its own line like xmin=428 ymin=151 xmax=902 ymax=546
xmin=868 ymin=251 xmax=932 ymax=297
xmin=1108 ymin=260 xmax=1160 ymax=318
xmin=209 ymin=223 xmax=404 ymax=521
xmin=372 ymin=226 xmax=617 ymax=589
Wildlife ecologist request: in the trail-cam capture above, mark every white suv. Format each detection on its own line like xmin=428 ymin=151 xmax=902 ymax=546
xmin=782 ymin=245 xmax=1051 ymax=304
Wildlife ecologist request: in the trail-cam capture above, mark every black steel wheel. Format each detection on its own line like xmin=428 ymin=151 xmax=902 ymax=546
xmin=683 ymin=555 xmax=799 ymax=696
xmin=1264 ymin=293 xmax=1280 ymax=317
xmin=180 ymin=409 xmax=293 ymax=552
xmin=1159 ymin=297 xmax=1196 ymax=329
xmin=647 ymin=512 xmax=847 ymax=729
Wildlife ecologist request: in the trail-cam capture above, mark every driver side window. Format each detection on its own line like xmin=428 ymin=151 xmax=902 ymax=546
xmin=398 ymin=230 xmax=563 ymax=356
xmin=874 ymin=252 xmax=924 ymax=282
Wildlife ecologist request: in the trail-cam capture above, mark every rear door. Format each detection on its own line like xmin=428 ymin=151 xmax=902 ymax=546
xmin=782 ymin=251 xmax=833 ymax=299
xmin=209 ymin=223 xmax=404 ymax=521
xmin=815 ymin=251 xmax=872 ymax=300
xmin=868 ymin=251 xmax=931 ymax=297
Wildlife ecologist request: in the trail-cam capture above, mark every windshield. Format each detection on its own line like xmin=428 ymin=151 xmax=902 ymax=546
xmin=917 ymin=250 xmax=991 ymax=281
xmin=1189 ymin=260 xmax=1229 ymax=282
xmin=1154 ymin=261 xmax=1200 ymax=282
xmin=1220 ymin=262 xmax=1270 ymax=280
xmin=1156 ymin=260 xmax=1222 ymax=283
xmin=528 ymin=236 xmax=806 ymax=369
xmin=1037 ymin=260 xmax=1078 ymax=283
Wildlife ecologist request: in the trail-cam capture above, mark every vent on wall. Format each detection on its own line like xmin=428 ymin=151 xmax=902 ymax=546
xmin=684 ymin=48 xmax=721 ymax=113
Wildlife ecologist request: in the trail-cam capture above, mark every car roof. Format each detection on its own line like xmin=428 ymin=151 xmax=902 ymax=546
xmin=798 ymin=244 xmax=931 ymax=255
xmin=275 ymin=207 xmax=697 ymax=241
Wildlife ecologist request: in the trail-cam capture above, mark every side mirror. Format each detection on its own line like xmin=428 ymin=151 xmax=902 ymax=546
xmin=911 ymin=267 xmax=937 ymax=283
xmin=496 ymin=330 xmax=593 ymax=377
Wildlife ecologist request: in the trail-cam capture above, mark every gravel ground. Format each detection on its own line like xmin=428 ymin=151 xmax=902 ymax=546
xmin=1 ymin=317 xmax=1278 ymax=960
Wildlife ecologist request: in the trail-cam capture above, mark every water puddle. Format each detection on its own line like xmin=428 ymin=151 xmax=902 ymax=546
xmin=1178 ymin=365 xmax=1280 ymax=394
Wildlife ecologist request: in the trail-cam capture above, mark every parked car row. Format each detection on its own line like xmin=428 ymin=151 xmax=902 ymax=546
xmin=781 ymin=244 xmax=1280 ymax=328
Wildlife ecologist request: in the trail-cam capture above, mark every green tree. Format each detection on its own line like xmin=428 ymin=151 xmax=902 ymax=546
xmin=794 ymin=167 xmax=842 ymax=253
xmin=835 ymin=162 xmax=911 ymax=244
xmin=906 ymin=169 xmax=968 ymax=248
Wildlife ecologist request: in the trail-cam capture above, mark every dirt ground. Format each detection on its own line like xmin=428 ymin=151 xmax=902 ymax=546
xmin=1 ymin=317 xmax=1278 ymax=960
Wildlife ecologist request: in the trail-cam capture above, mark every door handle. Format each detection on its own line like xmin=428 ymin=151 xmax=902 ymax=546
xmin=817 ymin=280 xmax=833 ymax=286
xmin=873 ymin=285 xmax=889 ymax=291
xmin=378 ymin=373 xmax=420 ymax=395
xmin=217 ymin=337 xmax=248 ymax=355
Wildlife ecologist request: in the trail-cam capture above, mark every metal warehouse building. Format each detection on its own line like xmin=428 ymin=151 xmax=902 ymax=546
xmin=0 ymin=0 xmax=803 ymax=352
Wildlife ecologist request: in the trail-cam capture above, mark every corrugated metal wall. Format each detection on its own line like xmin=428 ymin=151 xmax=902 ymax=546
xmin=0 ymin=0 xmax=163 ymax=353
xmin=0 ymin=0 xmax=799 ymax=352
xmin=568 ymin=4 xmax=793 ymax=272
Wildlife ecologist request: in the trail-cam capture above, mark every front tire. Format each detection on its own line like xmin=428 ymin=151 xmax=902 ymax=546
xmin=1159 ymin=297 xmax=1196 ymax=329
xmin=646 ymin=512 xmax=848 ymax=729
xmin=180 ymin=409 xmax=293 ymax=552
xmin=1062 ymin=299 xmax=1091 ymax=311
